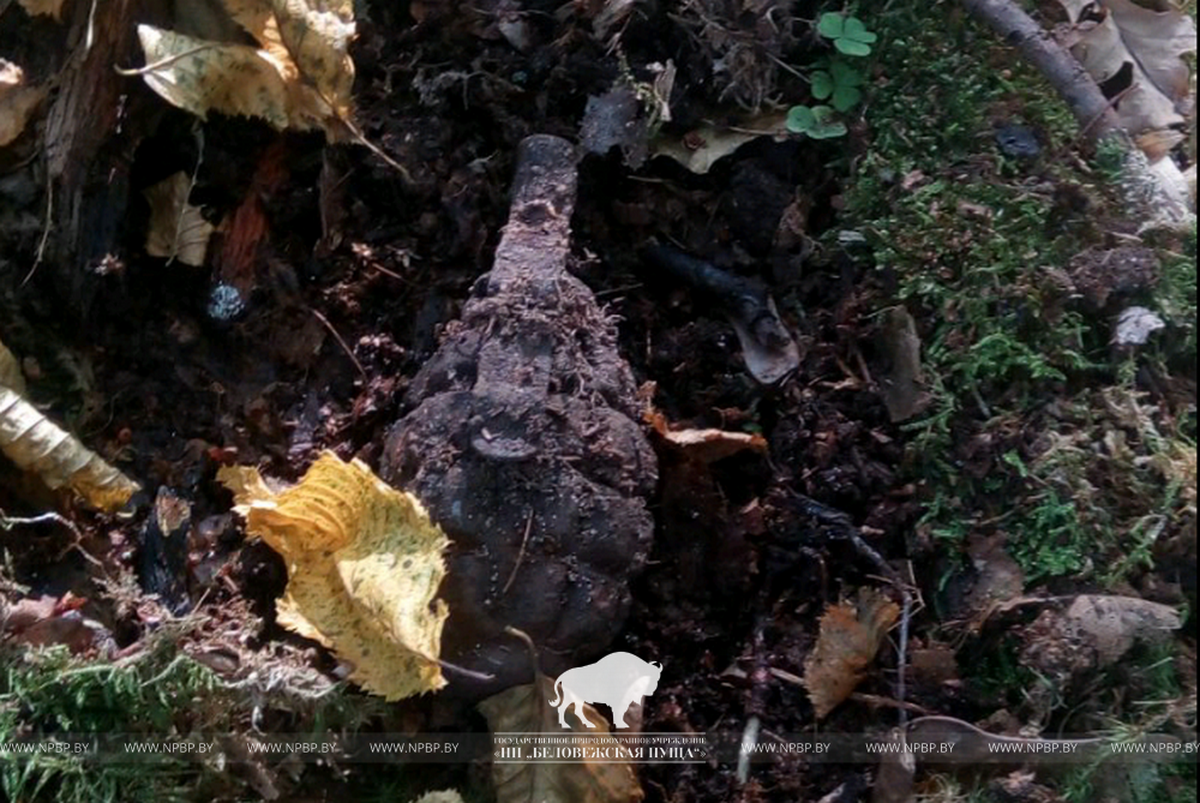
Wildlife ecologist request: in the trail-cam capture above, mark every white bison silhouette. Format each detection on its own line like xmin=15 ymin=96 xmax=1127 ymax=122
xmin=548 ymin=652 xmax=662 ymax=729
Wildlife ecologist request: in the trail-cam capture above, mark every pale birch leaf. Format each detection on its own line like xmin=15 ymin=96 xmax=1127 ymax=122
xmin=0 ymin=387 xmax=139 ymax=512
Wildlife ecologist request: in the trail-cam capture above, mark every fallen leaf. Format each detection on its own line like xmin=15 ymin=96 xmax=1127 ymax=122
xmin=2 ymin=594 xmax=111 ymax=655
xmin=1114 ymin=305 xmax=1165 ymax=344
xmin=479 ymin=676 xmax=645 ymax=803
xmin=133 ymin=0 xmax=356 ymax=138
xmin=16 ymin=0 xmax=66 ymax=20
xmin=803 ymin=587 xmax=900 ymax=719
xmin=1058 ymin=0 xmax=1196 ymax=135
xmin=0 ymin=386 xmax=140 ymax=512
xmin=144 ymin=172 xmax=216 ymax=266
xmin=0 ymin=59 xmax=46 ymax=148
xmin=0 ymin=336 xmax=27 ymax=396
xmin=1062 ymin=594 xmax=1181 ymax=665
xmin=877 ymin=306 xmax=926 ymax=423
xmin=645 ymin=409 xmax=768 ymax=464
xmin=965 ymin=532 xmax=1025 ymax=620
xmin=580 ymin=85 xmax=647 ymax=167
xmin=219 ymin=451 xmax=450 ymax=701
xmin=652 ymin=113 xmax=789 ymax=174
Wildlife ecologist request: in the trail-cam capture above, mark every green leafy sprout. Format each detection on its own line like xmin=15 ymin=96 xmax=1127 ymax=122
xmin=811 ymin=58 xmax=867 ymax=112
xmin=786 ymin=104 xmax=847 ymax=139
xmin=817 ymin=12 xmax=878 ymax=56
xmin=787 ymin=12 xmax=877 ymax=139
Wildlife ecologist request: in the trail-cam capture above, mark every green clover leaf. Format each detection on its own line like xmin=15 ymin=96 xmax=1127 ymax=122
xmin=786 ymin=105 xmax=847 ymax=139
xmin=812 ymin=70 xmax=835 ymax=100
xmin=816 ymin=13 xmax=877 ymax=57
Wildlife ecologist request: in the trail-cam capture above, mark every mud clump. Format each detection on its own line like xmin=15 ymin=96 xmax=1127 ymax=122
xmin=381 ymin=135 xmax=657 ymax=696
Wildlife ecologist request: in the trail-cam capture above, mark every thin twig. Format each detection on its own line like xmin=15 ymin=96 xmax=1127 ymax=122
xmin=114 ymin=44 xmax=218 ymax=77
xmin=0 ymin=508 xmax=104 ymax=568
xmin=849 ymin=692 xmax=933 ymax=716
xmin=788 ymin=492 xmax=914 ymax=726
xmin=308 ymin=307 xmax=365 ymax=377
xmin=336 ymin=114 xmax=412 ymax=184
xmin=502 ymin=511 xmax=534 ymax=595
xmin=23 ymin=173 xmax=53 ymax=286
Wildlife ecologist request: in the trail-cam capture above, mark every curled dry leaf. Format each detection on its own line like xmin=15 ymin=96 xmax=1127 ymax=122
xmin=803 ymin=587 xmax=900 ymax=719
xmin=645 ymin=408 xmax=768 ymax=464
xmin=479 ymin=676 xmax=644 ymax=803
xmin=219 ymin=451 xmax=450 ymax=701
xmin=134 ymin=0 xmax=355 ymax=137
xmin=1058 ymin=0 xmax=1196 ymax=137
xmin=144 ymin=172 xmax=216 ymax=266
xmin=0 ymin=386 xmax=140 ymax=512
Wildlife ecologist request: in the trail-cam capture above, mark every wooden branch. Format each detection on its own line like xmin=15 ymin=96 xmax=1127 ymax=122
xmin=961 ymin=0 xmax=1123 ymax=143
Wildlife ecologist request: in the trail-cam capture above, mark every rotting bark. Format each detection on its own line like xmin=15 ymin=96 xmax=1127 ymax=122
xmin=960 ymin=0 xmax=1122 ymax=143
xmin=381 ymin=134 xmax=658 ymax=696
xmin=41 ymin=0 xmax=142 ymax=301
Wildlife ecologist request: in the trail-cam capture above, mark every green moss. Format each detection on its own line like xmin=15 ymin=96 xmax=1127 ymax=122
xmin=840 ymin=2 xmax=1196 ymax=587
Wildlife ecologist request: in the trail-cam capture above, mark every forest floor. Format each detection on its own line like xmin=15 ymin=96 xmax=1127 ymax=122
xmin=0 ymin=1 xmax=1195 ymax=802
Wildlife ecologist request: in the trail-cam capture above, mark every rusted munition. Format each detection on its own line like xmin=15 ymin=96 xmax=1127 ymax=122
xmin=381 ymin=135 xmax=657 ymax=695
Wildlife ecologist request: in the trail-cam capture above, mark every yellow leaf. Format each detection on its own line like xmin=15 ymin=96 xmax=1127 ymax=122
xmin=479 ymin=676 xmax=645 ymax=803
xmin=133 ymin=1 xmax=356 ymax=138
xmin=135 ymin=25 xmax=299 ymax=131
xmin=269 ymin=0 xmax=355 ymax=118
xmin=0 ymin=387 xmax=139 ymax=513
xmin=143 ymin=172 xmax=216 ymax=266
xmin=219 ymin=452 xmax=450 ymax=701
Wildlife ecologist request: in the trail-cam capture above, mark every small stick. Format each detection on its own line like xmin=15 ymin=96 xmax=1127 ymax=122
xmin=502 ymin=511 xmax=534 ymax=595
xmin=308 ymin=307 xmax=365 ymax=377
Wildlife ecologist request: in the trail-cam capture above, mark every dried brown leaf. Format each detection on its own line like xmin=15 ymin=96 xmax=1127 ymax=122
xmin=144 ymin=172 xmax=216 ymax=266
xmin=1059 ymin=0 xmax=1196 ymax=136
xmin=1063 ymin=594 xmax=1181 ymax=665
xmin=0 ymin=387 xmax=139 ymax=512
xmin=803 ymin=588 xmax=900 ymax=719
xmin=652 ymin=113 xmax=789 ymax=174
